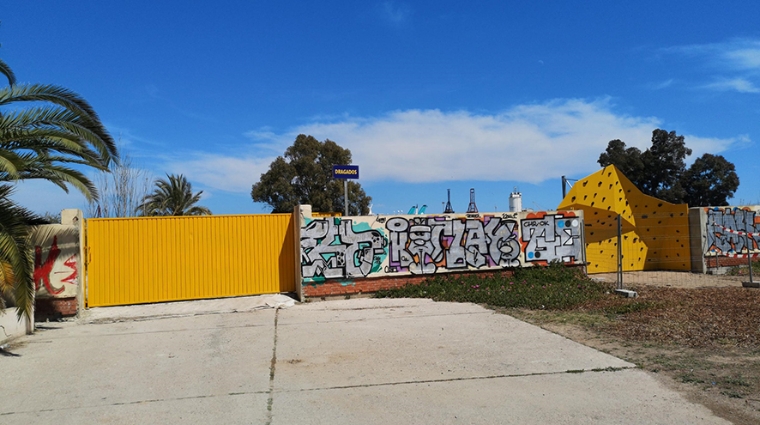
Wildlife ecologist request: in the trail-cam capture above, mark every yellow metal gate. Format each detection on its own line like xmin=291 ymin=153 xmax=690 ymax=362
xmin=85 ymin=214 xmax=296 ymax=307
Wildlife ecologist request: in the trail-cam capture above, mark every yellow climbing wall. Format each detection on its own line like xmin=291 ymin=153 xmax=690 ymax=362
xmin=558 ymin=165 xmax=690 ymax=273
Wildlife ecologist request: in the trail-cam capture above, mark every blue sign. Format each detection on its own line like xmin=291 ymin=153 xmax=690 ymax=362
xmin=332 ymin=165 xmax=359 ymax=179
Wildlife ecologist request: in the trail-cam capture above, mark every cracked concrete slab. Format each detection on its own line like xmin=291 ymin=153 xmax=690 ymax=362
xmin=275 ymin=298 xmax=632 ymax=391
xmin=0 ymin=296 xmax=732 ymax=424
xmin=272 ymin=369 xmax=722 ymax=425
xmin=79 ymin=294 xmax=291 ymax=323
xmin=1 ymin=311 xmax=274 ymax=424
xmin=3 ymin=393 xmax=269 ymax=425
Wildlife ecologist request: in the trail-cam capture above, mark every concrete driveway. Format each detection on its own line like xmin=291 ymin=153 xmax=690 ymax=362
xmin=0 ymin=297 xmax=730 ymax=424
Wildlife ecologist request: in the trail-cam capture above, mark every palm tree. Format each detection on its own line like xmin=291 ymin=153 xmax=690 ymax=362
xmin=137 ymin=174 xmax=212 ymax=216
xmin=0 ymin=58 xmax=117 ymax=319
xmin=0 ymin=58 xmax=118 ymax=199
xmin=0 ymin=185 xmax=42 ymax=318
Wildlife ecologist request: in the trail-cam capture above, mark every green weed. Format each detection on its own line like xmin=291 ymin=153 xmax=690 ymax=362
xmin=375 ymin=262 xmax=611 ymax=310
xmin=726 ymin=260 xmax=760 ymax=276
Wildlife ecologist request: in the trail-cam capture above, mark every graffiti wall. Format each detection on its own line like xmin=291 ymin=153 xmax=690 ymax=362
xmin=30 ymin=225 xmax=80 ymax=298
xmin=300 ymin=210 xmax=584 ymax=283
xmin=704 ymin=206 xmax=760 ymax=257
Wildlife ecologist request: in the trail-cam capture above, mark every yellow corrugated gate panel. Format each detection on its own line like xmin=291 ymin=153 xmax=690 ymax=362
xmin=86 ymin=214 xmax=295 ymax=307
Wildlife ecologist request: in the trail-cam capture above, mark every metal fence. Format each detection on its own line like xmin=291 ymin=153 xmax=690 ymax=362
xmin=86 ymin=214 xmax=297 ymax=307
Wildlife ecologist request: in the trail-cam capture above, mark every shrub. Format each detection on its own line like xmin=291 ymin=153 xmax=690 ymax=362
xmin=375 ymin=262 xmax=610 ymax=310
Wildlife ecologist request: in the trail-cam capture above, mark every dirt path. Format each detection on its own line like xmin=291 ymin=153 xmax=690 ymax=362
xmin=592 ymin=271 xmax=748 ymax=288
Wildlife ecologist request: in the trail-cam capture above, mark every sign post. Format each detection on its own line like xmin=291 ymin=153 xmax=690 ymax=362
xmin=344 ymin=180 xmax=348 ymax=217
xmin=332 ymin=165 xmax=359 ymax=216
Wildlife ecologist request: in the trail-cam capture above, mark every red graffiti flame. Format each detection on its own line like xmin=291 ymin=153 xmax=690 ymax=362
xmin=34 ymin=235 xmax=64 ymax=295
xmin=61 ymin=254 xmax=78 ymax=285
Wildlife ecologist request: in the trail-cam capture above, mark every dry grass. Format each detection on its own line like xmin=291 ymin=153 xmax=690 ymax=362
xmin=602 ymin=286 xmax=760 ymax=348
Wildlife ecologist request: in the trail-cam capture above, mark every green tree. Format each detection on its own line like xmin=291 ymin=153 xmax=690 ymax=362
xmin=597 ymin=139 xmax=646 ymax=188
xmin=681 ymin=153 xmax=739 ymax=206
xmin=598 ymin=129 xmax=739 ymax=206
xmin=640 ymin=129 xmax=691 ymax=203
xmin=0 ymin=58 xmax=117 ymax=319
xmin=137 ymin=174 xmax=212 ymax=216
xmin=251 ymin=134 xmax=371 ymax=214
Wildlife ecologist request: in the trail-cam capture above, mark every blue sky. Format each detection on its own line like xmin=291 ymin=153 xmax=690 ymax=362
xmin=3 ymin=1 xmax=760 ymax=215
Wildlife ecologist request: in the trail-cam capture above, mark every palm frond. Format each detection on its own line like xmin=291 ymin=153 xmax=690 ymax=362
xmin=137 ymin=174 xmax=212 ymax=216
xmin=0 ymin=185 xmax=37 ymax=319
xmin=0 ymin=149 xmax=22 ymax=178
xmin=18 ymin=164 xmax=99 ymax=201
xmin=0 ymin=104 xmax=115 ymax=167
xmin=0 ymin=58 xmax=16 ymax=86
xmin=0 ymin=84 xmax=117 ymax=161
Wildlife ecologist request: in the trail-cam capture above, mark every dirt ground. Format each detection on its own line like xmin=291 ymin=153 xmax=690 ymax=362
xmin=593 ymin=271 xmax=750 ymax=288
xmin=504 ymin=271 xmax=760 ymax=425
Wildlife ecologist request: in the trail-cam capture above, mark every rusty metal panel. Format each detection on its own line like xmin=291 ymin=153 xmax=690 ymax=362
xmin=86 ymin=214 xmax=295 ymax=307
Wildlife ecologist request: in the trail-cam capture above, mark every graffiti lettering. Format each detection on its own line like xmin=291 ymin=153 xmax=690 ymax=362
xmin=32 ymin=235 xmax=79 ymax=295
xmin=31 ymin=226 xmax=80 ymax=298
xmin=34 ymin=236 xmax=65 ymax=295
xmin=299 ymin=211 xmax=585 ymax=283
xmin=301 ymin=218 xmax=388 ymax=281
xmin=522 ymin=220 xmax=550 ymax=227
xmin=386 ymin=216 xmax=522 ymax=274
xmin=522 ymin=215 xmax=582 ymax=263
xmin=706 ymin=207 xmax=760 ymax=255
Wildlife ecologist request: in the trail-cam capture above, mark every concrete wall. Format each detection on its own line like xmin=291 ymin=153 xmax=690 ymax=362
xmin=688 ymin=208 xmax=707 ymax=273
xmin=299 ymin=206 xmax=585 ymax=295
xmin=696 ymin=206 xmax=760 ymax=270
xmin=0 ymin=307 xmax=33 ymax=343
xmin=31 ymin=225 xmax=80 ymax=299
xmin=30 ymin=224 xmax=80 ymax=318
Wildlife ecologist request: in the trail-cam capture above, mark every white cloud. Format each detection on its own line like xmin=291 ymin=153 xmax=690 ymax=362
xmin=165 ymin=154 xmax=276 ymax=193
xmin=703 ymin=77 xmax=760 ymax=93
xmin=8 ymin=180 xmax=88 ymax=216
xmin=16 ymin=100 xmax=744 ymax=212
xmin=292 ymin=99 xmax=662 ymax=183
xmin=163 ymin=99 xmax=743 ymax=193
xmin=685 ymin=135 xmax=741 ymax=163
xmin=380 ymin=2 xmax=411 ymax=25
xmin=670 ymin=39 xmax=760 ymax=70
xmin=647 ymin=79 xmax=674 ymax=90
xmin=667 ymin=38 xmax=760 ymax=93
xmin=722 ymin=40 xmax=760 ymax=70
xmin=167 ymin=100 xmax=630 ymax=189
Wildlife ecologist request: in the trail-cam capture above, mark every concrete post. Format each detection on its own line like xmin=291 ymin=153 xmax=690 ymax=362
xmin=687 ymin=208 xmax=707 ymax=274
xmin=293 ymin=205 xmax=304 ymax=302
xmin=61 ymin=209 xmax=86 ymax=314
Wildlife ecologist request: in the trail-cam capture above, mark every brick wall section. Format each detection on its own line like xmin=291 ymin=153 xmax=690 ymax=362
xmin=303 ymin=269 xmax=519 ymax=298
xmin=705 ymin=257 xmax=760 ymax=268
xmin=35 ymin=297 xmax=78 ymax=320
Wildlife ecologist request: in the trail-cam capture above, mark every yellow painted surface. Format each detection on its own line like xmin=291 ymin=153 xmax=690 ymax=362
xmin=558 ymin=165 xmax=690 ymax=273
xmin=312 ymin=212 xmax=341 ymax=217
xmin=86 ymin=214 xmax=296 ymax=307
